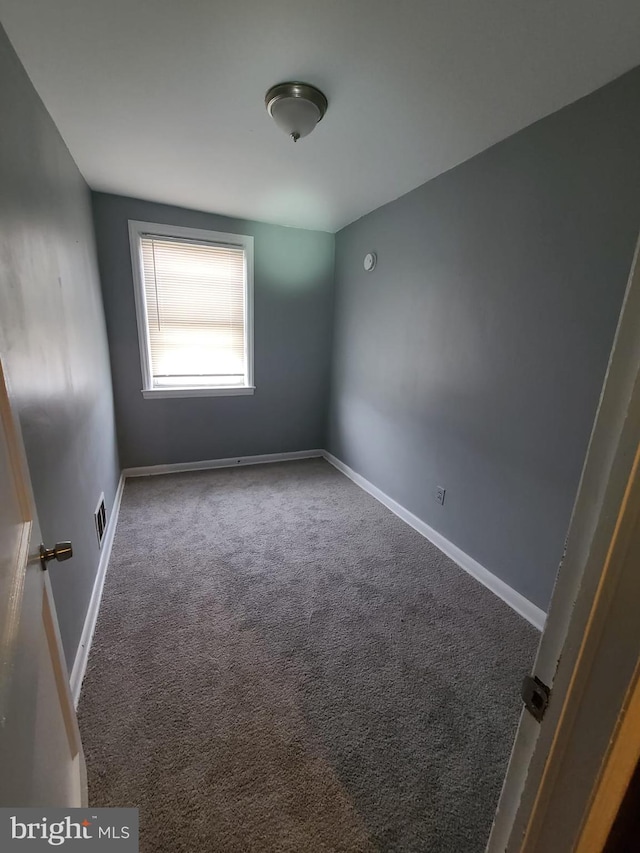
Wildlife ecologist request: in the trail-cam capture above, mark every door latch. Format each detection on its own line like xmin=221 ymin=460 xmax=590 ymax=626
xmin=521 ymin=674 xmax=550 ymax=723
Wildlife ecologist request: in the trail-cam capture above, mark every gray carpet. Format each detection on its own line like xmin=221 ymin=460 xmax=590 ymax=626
xmin=78 ymin=458 xmax=538 ymax=852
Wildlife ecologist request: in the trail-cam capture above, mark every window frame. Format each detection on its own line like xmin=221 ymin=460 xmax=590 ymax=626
xmin=128 ymin=220 xmax=255 ymax=399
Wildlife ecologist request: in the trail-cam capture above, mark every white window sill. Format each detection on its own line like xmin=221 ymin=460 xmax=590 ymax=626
xmin=141 ymin=386 xmax=255 ymax=399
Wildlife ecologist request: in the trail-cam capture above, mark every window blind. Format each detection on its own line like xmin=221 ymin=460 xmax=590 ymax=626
xmin=140 ymin=235 xmax=247 ymax=388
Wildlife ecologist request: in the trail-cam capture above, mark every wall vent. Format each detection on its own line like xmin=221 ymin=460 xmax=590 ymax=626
xmin=94 ymin=494 xmax=107 ymax=548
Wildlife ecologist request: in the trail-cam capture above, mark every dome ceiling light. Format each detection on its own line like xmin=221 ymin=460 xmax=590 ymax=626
xmin=265 ymin=82 xmax=328 ymax=142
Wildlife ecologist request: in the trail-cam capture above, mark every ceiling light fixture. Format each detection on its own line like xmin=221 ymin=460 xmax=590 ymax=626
xmin=265 ymin=82 xmax=328 ymax=142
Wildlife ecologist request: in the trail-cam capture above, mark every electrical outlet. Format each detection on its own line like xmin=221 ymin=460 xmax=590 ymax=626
xmin=435 ymin=486 xmax=446 ymax=506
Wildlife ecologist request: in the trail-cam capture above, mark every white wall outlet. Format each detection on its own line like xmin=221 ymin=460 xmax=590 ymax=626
xmin=435 ymin=486 xmax=446 ymax=506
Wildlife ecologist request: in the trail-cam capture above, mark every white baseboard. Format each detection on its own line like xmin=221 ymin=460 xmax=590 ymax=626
xmin=322 ymin=451 xmax=546 ymax=631
xmin=70 ymin=472 xmax=125 ymax=707
xmin=122 ymin=448 xmax=324 ymax=479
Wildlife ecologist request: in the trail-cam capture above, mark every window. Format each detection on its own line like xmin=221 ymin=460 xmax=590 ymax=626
xmin=128 ymin=220 xmax=254 ymax=398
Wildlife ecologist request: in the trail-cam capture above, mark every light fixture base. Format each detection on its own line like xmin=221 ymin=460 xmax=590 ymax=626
xmin=265 ymin=82 xmax=328 ymax=141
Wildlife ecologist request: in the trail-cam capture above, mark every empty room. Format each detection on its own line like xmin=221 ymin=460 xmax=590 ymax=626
xmin=1 ymin=1 xmax=640 ymax=851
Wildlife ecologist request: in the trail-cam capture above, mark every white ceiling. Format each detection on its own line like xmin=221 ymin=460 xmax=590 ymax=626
xmin=1 ymin=0 xmax=639 ymax=232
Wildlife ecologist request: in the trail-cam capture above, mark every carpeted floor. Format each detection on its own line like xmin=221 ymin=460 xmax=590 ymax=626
xmin=78 ymin=458 xmax=538 ymax=852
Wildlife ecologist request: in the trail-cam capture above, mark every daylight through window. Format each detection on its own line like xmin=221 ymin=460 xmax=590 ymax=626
xmin=129 ymin=222 xmax=254 ymax=398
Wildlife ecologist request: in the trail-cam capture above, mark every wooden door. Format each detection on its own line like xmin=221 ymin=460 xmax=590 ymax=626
xmin=0 ymin=357 xmax=86 ymax=806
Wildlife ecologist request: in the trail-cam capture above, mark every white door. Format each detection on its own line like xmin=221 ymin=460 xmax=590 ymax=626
xmin=488 ymin=235 xmax=640 ymax=851
xmin=0 ymin=357 xmax=86 ymax=807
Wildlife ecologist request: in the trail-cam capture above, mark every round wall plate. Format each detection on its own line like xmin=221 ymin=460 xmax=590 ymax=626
xmin=364 ymin=252 xmax=377 ymax=272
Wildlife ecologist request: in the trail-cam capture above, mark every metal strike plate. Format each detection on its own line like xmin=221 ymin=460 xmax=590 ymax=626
xmin=521 ymin=674 xmax=550 ymax=723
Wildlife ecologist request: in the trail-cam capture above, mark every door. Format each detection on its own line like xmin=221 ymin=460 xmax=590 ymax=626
xmin=0 ymin=357 xmax=86 ymax=806
xmin=488 ymin=234 xmax=640 ymax=851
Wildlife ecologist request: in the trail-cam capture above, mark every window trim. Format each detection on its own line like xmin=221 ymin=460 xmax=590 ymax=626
xmin=128 ymin=220 xmax=254 ymax=399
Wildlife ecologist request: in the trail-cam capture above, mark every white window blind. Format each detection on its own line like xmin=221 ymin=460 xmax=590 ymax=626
xmin=139 ymin=234 xmax=247 ymax=389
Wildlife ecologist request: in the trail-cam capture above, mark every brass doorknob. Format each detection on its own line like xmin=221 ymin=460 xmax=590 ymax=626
xmin=39 ymin=541 xmax=73 ymax=569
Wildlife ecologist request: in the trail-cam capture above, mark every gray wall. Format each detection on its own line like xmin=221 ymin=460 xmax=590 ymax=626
xmin=93 ymin=193 xmax=335 ymax=469
xmin=328 ymin=66 xmax=640 ymax=612
xmin=0 ymin=25 xmax=120 ymax=666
